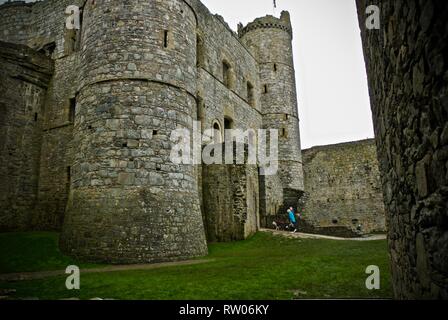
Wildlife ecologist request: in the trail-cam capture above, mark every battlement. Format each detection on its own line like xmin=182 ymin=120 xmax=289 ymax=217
xmin=238 ymin=11 xmax=292 ymax=39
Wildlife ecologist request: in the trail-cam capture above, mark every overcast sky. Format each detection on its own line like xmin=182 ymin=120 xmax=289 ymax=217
xmin=1 ymin=0 xmax=374 ymax=149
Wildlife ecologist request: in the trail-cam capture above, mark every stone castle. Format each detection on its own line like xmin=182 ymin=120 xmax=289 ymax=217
xmin=0 ymin=0 xmax=385 ymax=264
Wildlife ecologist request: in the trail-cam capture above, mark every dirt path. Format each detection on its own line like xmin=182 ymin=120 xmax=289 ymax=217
xmin=0 ymin=259 xmax=214 ymax=282
xmin=260 ymin=228 xmax=387 ymax=241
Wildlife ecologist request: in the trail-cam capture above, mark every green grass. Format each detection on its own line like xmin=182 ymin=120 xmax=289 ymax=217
xmin=0 ymin=232 xmax=392 ymax=300
xmin=0 ymin=232 xmax=101 ymax=273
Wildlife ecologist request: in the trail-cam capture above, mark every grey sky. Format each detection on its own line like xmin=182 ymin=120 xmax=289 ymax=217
xmin=1 ymin=0 xmax=374 ymax=149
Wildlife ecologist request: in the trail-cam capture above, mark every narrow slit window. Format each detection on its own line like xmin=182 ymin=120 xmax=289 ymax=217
xmin=281 ymin=128 xmax=287 ymax=138
xmin=69 ymin=97 xmax=76 ymax=123
xmin=263 ymin=85 xmax=268 ymax=94
xmin=274 ymin=63 xmax=277 ymax=72
xmin=247 ymin=81 xmax=255 ymax=107
xmin=67 ymin=166 xmax=71 ymax=184
xmin=196 ymin=34 xmax=205 ymax=66
xmin=34 ymin=113 xmax=38 ymax=122
xmin=163 ymin=30 xmax=169 ymax=48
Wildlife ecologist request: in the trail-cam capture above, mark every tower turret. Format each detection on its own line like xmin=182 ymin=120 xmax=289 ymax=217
xmin=239 ymin=11 xmax=304 ymax=210
xmin=60 ymin=0 xmax=207 ymax=263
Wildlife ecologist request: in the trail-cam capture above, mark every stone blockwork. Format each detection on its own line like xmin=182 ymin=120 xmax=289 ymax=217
xmin=0 ymin=41 xmax=53 ymax=231
xmin=0 ymin=0 xmax=305 ymax=264
xmin=59 ymin=0 xmax=208 ymax=264
xmin=356 ymin=0 xmax=448 ymax=298
xmin=202 ymin=144 xmax=259 ymax=242
xmin=239 ymin=12 xmax=304 ymax=212
xmin=1 ymin=0 xmax=87 ymax=230
xmin=258 ymin=173 xmax=284 ymax=228
xmin=302 ymin=139 xmax=386 ymax=235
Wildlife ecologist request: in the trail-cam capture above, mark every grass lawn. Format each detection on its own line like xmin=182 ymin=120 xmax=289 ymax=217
xmin=0 ymin=232 xmax=102 ymax=273
xmin=0 ymin=232 xmax=392 ymax=300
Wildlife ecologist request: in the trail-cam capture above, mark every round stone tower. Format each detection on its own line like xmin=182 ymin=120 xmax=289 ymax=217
xmin=239 ymin=11 xmax=305 ymax=209
xmin=60 ymin=0 xmax=208 ymax=263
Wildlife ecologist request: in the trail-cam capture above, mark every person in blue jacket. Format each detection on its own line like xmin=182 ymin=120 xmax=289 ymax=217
xmin=287 ymin=208 xmax=297 ymax=233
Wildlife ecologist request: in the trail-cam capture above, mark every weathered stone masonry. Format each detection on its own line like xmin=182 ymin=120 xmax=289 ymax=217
xmin=356 ymin=0 xmax=448 ymax=298
xmin=2 ymin=0 xmax=444 ymax=299
xmin=0 ymin=41 xmax=53 ymax=231
xmin=0 ymin=0 xmax=305 ymax=263
xmin=302 ymin=139 xmax=386 ymax=236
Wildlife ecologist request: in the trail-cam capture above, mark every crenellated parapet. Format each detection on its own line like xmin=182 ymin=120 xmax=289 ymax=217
xmin=238 ymin=11 xmax=292 ymax=39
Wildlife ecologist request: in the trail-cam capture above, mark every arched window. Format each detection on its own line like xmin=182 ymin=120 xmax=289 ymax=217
xmin=212 ymin=121 xmax=222 ymax=143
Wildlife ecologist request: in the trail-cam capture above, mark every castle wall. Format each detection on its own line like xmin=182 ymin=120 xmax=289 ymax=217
xmin=59 ymin=0 xmax=208 ymax=263
xmin=0 ymin=2 xmax=32 ymax=45
xmin=194 ymin=2 xmax=262 ymax=114
xmin=302 ymin=139 xmax=386 ymax=235
xmin=203 ymin=153 xmax=259 ymax=242
xmin=0 ymin=0 xmax=86 ymax=230
xmin=192 ymin=0 xmax=263 ymax=139
xmin=0 ymin=41 xmax=53 ymax=231
xmin=356 ymin=0 xmax=448 ymax=299
xmin=0 ymin=1 xmax=308 ymax=260
xmin=198 ymin=70 xmax=262 ymax=133
xmin=33 ymin=55 xmax=79 ymax=230
xmin=258 ymin=173 xmax=284 ymax=228
xmin=0 ymin=0 xmax=86 ymax=56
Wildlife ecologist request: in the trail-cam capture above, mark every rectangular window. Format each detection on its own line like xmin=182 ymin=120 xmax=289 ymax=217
xmin=163 ymin=30 xmax=169 ymax=48
xmin=196 ymin=34 xmax=205 ymax=66
xmin=247 ymin=81 xmax=255 ymax=107
xmin=69 ymin=97 xmax=76 ymax=123
xmin=223 ymin=61 xmax=231 ymax=88
xmin=263 ymin=85 xmax=268 ymax=94
xmin=67 ymin=166 xmax=71 ymax=183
